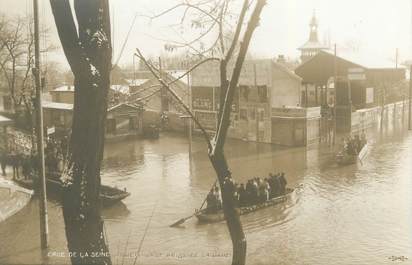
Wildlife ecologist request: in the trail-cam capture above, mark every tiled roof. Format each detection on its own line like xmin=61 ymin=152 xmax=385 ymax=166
xmin=42 ymin=101 xmax=73 ymax=110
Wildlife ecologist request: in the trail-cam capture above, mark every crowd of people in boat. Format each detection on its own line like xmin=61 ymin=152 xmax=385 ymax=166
xmin=342 ymin=132 xmax=367 ymax=156
xmin=0 ymin=136 xmax=68 ymax=180
xmin=206 ymin=172 xmax=288 ymax=213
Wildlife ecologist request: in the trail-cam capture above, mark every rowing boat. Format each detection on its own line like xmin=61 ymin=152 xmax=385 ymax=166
xmin=336 ymin=143 xmax=368 ymax=165
xmin=195 ymin=187 xmax=296 ymax=223
xmin=14 ymin=176 xmax=130 ymax=207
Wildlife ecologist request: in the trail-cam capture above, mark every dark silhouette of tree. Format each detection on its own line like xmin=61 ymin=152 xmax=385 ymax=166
xmin=49 ymin=1 xmax=112 ymax=264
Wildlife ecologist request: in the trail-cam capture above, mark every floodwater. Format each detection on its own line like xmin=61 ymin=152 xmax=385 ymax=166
xmin=0 ymin=125 xmax=411 ymax=265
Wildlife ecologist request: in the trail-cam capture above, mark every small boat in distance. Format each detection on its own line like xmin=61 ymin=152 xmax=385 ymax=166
xmin=143 ymin=124 xmax=160 ymax=139
xmin=336 ymin=142 xmax=368 ymax=165
xmin=0 ymin=180 xmax=33 ymax=222
xmin=14 ymin=176 xmax=130 ymax=207
xmin=195 ymin=187 xmax=297 ymax=223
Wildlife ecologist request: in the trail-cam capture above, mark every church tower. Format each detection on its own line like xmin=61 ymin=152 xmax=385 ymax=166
xmin=298 ymin=11 xmax=328 ymax=62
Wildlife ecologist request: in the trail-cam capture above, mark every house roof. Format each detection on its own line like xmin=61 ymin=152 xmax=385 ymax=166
xmin=107 ymin=103 xmax=143 ymax=112
xmin=110 ymin=85 xmax=129 ymax=94
xmin=319 ymin=50 xmax=399 ymax=69
xmin=51 ymin=85 xmax=74 ymax=92
xmin=271 ymin=60 xmax=302 ymax=81
xmin=126 ymin=79 xmax=150 ymax=86
xmin=166 ymin=70 xmax=189 ymax=85
xmin=42 ymin=101 xmax=73 ymax=110
xmin=298 ymin=41 xmax=328 ymax=50
xmin=191 ymin=58 xmax=302 ymax=87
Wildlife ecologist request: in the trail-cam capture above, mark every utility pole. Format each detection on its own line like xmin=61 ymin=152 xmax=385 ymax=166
xmin=33 ymin=0 xmax=49 ymax=250
xmin=159 ymin=57 xmax=165 ymax=114
xmin=133 ymin=54 xmax=136 ymax=81
xmin=333 ymin=43 xmax=337 ymax=145
xmin=396 ymin=48 xmax=398 ymax=69
xmin=409 ymin=64 xmax=412 ymax=130
xmin=187 ymin=72 xmax=193 ymax=157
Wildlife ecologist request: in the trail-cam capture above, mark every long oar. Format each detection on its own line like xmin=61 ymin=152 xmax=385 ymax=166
xmin=170 ymin=180 xmax=218 ymax=227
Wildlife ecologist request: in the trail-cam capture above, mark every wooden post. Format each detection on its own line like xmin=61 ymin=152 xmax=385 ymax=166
xmin=159 ymin=57 xmax=164 ymax=114
xmin=33 ymin=0 xmax=49 ymax=250
xmin=305 ymin=84 xmax=308 ymax=107
xmin=187 ymin=72 xmax=192 ymax=157
xmin=409 ymin=64 xmax=412 ymax=130
xmin=333 ymin=44 xmax=337 ymax=145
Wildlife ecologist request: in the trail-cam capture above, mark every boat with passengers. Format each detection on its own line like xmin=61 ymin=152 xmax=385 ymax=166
xmin=195 ymin=187 xmax=297 ymax=223
xmin=336 ymin=134 xmax=368 ymax=165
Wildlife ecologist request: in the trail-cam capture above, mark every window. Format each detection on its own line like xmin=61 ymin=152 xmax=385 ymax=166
xmin=257 ymin=85 xmax=267 ymax=102
xmin=240 ymin=85 xmax=249 ymax=101
xmin=129 ymin=116 xmax=139 ymax=131
xmin=240 ymin=109 xmax=248 ymax=120
xmin=248 ymin=108 xmax=256 ymax=120
xmin=258 ymin=110 xmax=265 ymax=121
xmin=52 ymin=112 xmax=61 ymax=125
xmin=162 ymin=95 xmax=169 ymax=111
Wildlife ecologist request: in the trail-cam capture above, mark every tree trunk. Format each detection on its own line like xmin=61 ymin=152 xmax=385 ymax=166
xmin=50 ymin=1 xmax=112 ymax=264
xmin=209 ymin=152 xmax=246 ymax=265
xmin=211 ymin=2 xmax=266 ymax=264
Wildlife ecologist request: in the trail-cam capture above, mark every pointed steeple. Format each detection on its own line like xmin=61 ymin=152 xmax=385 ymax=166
xmin=309 ymin=10 xmax=319 ymax=42
xmin=298 ymin=10 xmax=328 ymax=62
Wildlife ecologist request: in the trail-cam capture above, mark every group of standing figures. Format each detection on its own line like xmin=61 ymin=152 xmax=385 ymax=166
xmin=0 ymin=136 xmax=68 ymax=180
xmin=206 ymin=172 xmax=288 ymax=213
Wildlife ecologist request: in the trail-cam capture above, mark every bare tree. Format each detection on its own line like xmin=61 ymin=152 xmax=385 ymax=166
xmin=0 ymin=13 xmax=55 ymax=131
xmin=0 ymin=15 xmax=35 ymax=124
xmin=136 ymin=1 xmax=266 ymax=264
xmin=49 ymin=1 xmax=112 ymax=264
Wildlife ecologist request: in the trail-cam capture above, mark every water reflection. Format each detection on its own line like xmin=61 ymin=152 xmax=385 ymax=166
xmin=0 ymin=128 xmax=411 ymax=265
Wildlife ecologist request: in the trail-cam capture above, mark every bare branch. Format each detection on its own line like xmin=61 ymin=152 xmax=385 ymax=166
xmin=135 ymin=48 xmax=212 ymax=150
xmin=167 ymin=57 xmax=220 ymax=86
xmin=213 ymin=0 xmax=266 ymax=154
xmin=224 ymin=0 xmax=249 ymax=62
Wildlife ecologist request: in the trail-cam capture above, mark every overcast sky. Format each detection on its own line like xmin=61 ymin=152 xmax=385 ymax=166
xmin=1 ymin=0 xmax=411 ymax=69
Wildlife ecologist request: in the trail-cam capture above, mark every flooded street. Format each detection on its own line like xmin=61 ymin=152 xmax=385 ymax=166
xmin=1 ymin=126 xmax=411 ymax=265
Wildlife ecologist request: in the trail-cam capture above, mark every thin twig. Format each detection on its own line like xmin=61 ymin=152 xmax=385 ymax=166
xmin=167 ymin=57 xmax=220 ymax=86
xmin=135 ymin=48 xmax=213 ymax=151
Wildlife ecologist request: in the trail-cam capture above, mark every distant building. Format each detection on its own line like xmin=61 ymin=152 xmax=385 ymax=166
xmin=295 ymin=50 xmax=406 ymax=132
xmin=42 ymin=101 xmax=73 ymax=136
xmin=126 ymin=71 xmax=190 ymax=133
xmin=50 ymin=84 xmax=129 ymax=106
xmin=298 ymin=12 xmax=328 ymax=63
xmin=106 ymin=103 xmax=144 ymax=141
xmin=295 ymin=50 xmax=405 ymax=109
xmin=191 ymin=59 xmax=321 ymax=146
xmin=42 ymin=101 xmax=146 ymax=141
xmin=50 ymin=85 xmax=74 ymax=104
xmin=127 ymin=70 xmax=189 ymax=114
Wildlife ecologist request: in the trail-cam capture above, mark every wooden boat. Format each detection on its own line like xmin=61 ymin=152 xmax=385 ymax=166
xmin=14 ymin=176 xmax=130 ymax=206
xmin=195 ymin=187 xmax=296 ymax=223
xmin=143 ymin=124 xmax=160 ymax=139
xmin=336 ymin=143 xmax=368 ymax=165
xmin=0 ymin=180 xmax=33 ymax=222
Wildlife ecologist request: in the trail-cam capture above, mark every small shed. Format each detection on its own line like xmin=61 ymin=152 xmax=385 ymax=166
xmin=106 ymin=103 xmax=144 ymax=140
